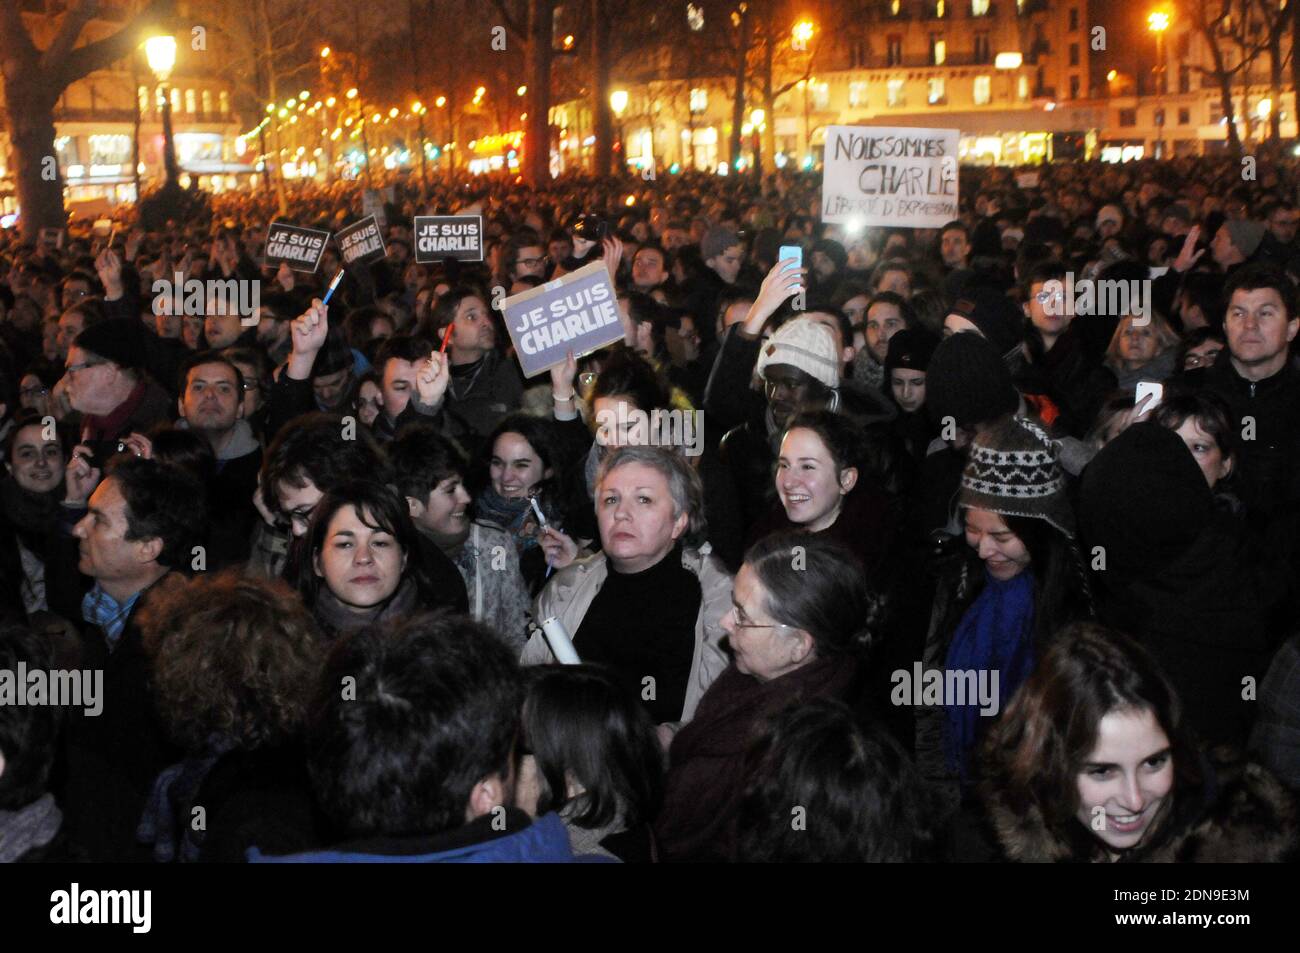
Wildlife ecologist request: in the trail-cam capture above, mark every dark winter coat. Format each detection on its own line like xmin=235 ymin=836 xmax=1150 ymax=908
xmin=979 ymin=748 xmax=1297 ymax=863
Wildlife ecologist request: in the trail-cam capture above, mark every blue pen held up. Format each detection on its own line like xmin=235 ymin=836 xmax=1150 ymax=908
xmin=321 ymin=268 xmax=345 ymax=306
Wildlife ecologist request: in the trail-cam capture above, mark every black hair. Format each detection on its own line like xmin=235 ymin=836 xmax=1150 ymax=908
xmin=736 ymin=698 xmax=934 ymax=862
xmin=589 ymin=346 xmax=672 ymax=414
xmin=0 ymin=623 xmax=60 ymax=810
xmin=260 ymin=412 xmax=388 ymax=518
xmin=1223 ymin=263 xmax=1296 ymax=319
xmin=427 ymin=284 xmax=489 ymax=334
xmin=177 ymin=350 xmax=245 ymax=396
xmin=1000 ymin=513 xmax=1094 ymax=648
xmin=308 ymin=610 xmax=523 ymax=837
xmin=520 ymin=665 xmax=664 ymax=830
xmin=111 ymin=457 xmax=209 ymax=570
xmin=296 ymin=480 xmax=437 ymax=611
xmin=374 ymin=333 xmax=434 ymax=370
xmin=389 ymin=423 xmax=469 ymax=502
xmin=471 ymin=412 xmax=569 ymax=516
xmin=743 ymin=531 xmax=881 ymax=659
xmin=142 ymin=426 xmax=217 ymax=486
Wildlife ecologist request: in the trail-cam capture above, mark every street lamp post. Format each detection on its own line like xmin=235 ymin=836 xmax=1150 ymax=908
xmin=145 ymin=35 xmax=179 ymax=189
xmin=1148 ymin=10 xmax=1170 ymax=158
xmin=611 ymin=90 xmax=628 ymax=174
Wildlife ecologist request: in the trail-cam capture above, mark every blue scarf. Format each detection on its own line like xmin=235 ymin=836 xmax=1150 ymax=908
xmin=943 ymin=568 xmax=1036 ymax=780
xmin=473 ymin=487 xmax=551 ymax=554
xmin=81 ymin=584 xmax=142 ymax=652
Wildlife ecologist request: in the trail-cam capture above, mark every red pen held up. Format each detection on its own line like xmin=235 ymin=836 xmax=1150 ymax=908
xmin=439 ymin=321 xmax=455 ymax=353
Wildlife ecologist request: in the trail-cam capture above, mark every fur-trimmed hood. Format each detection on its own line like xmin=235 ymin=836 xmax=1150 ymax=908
xmin=982 ymin=748 xmax=1298 ymax=863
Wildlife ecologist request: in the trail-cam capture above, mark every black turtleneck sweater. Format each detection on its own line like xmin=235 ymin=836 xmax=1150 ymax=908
xmin=574 ymin=545 xmax=702 ymax=723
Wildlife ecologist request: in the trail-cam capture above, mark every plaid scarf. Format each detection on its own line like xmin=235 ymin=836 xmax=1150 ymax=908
xmin=81 ymin=583 xmax=142 ymax=652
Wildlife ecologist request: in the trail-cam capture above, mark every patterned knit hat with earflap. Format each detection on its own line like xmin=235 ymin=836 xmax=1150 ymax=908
xmin=959 ymin=415 xmax=1075 ymax=538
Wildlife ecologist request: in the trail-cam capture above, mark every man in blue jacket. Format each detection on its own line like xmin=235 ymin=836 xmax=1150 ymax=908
xmin=251 ymin=611 xmax=603 ymax=863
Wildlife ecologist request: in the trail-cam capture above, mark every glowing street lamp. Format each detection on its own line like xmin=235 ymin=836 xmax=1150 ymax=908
xmin=320 ymin=46 xmax=331 ymax=58
xmin=792 ymin=19 xmax=814 ymax=49
xmin=144 ymin=35 xmax=180 ymax=189
xmin=346 ymin=87 xmax=358 ymax=99
xmin=435 ymin=96 xmax=447 ymax=108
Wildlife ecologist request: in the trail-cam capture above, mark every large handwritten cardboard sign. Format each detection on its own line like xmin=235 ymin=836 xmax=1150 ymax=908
xmin=264 ymin=221 xmax=329 ymax=272
xmin=502 ymin=260 xmax=622 ymax=378
xmin=413 ymin=214 xmax=483 ymax=263
xmin=336 ymin=215 xmax=386 ymax=267
xmin=821 ymin=125 xmax=959 ymax=229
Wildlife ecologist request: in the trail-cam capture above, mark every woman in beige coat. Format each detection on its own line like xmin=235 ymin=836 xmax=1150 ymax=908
xmin=521 ymin=446 xmax=731 ymax=736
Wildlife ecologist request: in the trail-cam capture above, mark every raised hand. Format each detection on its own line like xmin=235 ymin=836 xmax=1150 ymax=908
xmin=1173 ymin=226 xmax=1205 ymax=274
xmin=539 ymin=525 xmax=579 ymax=571
xmin=64 ymin=445 xmax=102 ymax=506
xmin=95 ymin=248 xmax=123 ymax=299
xmin=549 ymin=349 xmax=577 ymax=400
xmin=602 ymin=235 xmax=624 ymax=284
xmin=416 ymin=350 xmax=451 ymax=410
xmin=286 ymin=298 xmax=330 ymax=380
xmin=744 ymin=258 xmax=805 ymax=336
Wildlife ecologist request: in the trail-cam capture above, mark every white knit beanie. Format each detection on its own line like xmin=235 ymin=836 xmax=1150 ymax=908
xmin=756 ymin=318 xmax=840 ymax=389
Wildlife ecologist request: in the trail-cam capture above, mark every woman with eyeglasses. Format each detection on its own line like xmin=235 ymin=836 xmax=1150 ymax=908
xmin=654 ymin=531 xmax=877 ymax=862
xmin=18 ymin=368 xmax=57 ymax=418
xmin=972 ymin=623 xmax=1295 ymax=863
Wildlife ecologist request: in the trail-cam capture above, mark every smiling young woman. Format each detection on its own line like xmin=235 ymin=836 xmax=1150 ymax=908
xmin=971 ymin=623 xmax=1296 ymax=863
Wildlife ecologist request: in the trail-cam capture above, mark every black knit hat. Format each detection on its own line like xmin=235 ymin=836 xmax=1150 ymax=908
xmin=73 ymin=317 xmax=144 ymax=370
xmin=1078 ymin=421 xmax=1214 ymax=579
xmin=926 ymin=332 xmax=1019 ymax=430
xmin=884 ymin=327 xmax=938 ymax=374
xmin=948 ymin=287 xmax=1024 ymax=357
xmin=960 ymin=415 xmax=1075 ymax=537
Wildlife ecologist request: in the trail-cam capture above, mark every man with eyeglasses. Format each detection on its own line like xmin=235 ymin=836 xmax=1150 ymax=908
xmin=64 ymin=318 xmax=173 ymax=466
xmin=176 ymin=353 xmax=262 ymax=566
xmin=510 ymin=240 xmax=549 ymax=282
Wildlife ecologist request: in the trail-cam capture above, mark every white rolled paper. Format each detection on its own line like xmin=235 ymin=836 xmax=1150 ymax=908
xmin=540 ymin=616 xmax=581 ymax=665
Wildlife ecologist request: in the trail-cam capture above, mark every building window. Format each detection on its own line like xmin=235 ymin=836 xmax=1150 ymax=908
xmin=972 ymin=0 xmax=989 ymax=14
xmin=812 ymin=81 xmax=830 ymax=109
xmin=1178 ymin=107 xmax=1190 ymax=125
xmin=973 ymin=75 xmax=991 ymax=105
xmin=887 ymin=78 xmax=905 ymax=107
xmin=1018 ymin=75 xmax=1029 ymax=99
xmin=931 ymin=36 xmax=946 ymax=65
xmin=690 ymin=88 xmax=707 ymax=112
xmin=219 ymin=90 xmax=230 ymax=115
xmin=1069 ymin=7 xmax=1079 ymax=30
xmin=170 ymin=88 xmax=181 ymax=113
xmin=849 ymin=81 xmax=868 ymax=107
xmin=1178 ymin=65 xmax=1190 ymax=93
xmin=887 ymin=35 xmax=903 ymax=65
xmin=1069 ymin=75 xmax=1080 ymax=99
xmin=1119 ymin=108 xmax=1137 ymax=126
xmin=137 ymin=85 xmax=150 ymax=115
xmin=1069 ymin=43 xmax=1079 ymax=67
xmin=201 ymin=89 xmax=213 ymax=115
xmin=850 ymin=39 xmax=868 ymax=68
xmin=184 ymin=88 xmax=196 ymax=114
xmin=935 ymin=0 xmax=946 ymax=16
xmin=974 ymin=32 xmax=990 ymax=63
xmin=928 ymin=77 xmax=945 ymax=104
xmin=890 ymin=0 xmax=901 ymax=15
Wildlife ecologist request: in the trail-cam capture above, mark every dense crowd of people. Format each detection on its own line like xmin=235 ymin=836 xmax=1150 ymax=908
xmin=1 ymin=156 xmax=1298 ymax=863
